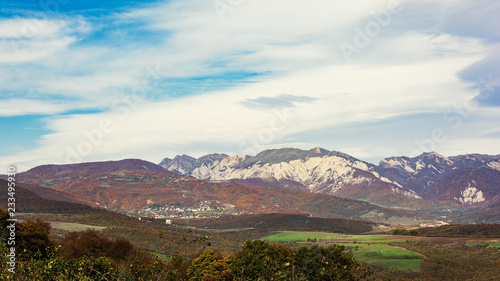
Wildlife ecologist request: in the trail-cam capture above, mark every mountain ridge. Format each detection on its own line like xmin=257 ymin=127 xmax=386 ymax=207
xmin=5 ymin=147 xmax=499 ymax=224
xmin=159 ymin=148 xmax=500 ymax=213
xmin=11 ymin=158 xmax=436 ymax=225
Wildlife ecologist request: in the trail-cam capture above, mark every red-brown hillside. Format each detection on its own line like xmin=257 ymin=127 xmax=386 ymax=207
xmin=14 ymin=160 xmax=433 ymax=225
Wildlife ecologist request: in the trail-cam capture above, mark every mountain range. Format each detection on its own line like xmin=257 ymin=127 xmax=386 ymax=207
xmin=160 ymin=148 xmax=500 ymax=209
xmin=6 ymin=147 xmax=500 ymax=224
xmin=11 ymin=158 xmax=431 ymax=225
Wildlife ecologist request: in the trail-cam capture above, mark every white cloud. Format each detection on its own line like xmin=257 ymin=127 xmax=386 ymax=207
xmin=0 ymin=36 xmax=76 ymax=63
xmin=0 ymin=99 xmax=74 ymax=116
xmin=0 ymin=0 xmax=499 ymax=171
xmin=0 ymin=17 xmax=90 ymax=63
xmin=0 ymin=18 xmax=69 ymax=39
xmin=0 ymin=48 xmax=483 ymax=169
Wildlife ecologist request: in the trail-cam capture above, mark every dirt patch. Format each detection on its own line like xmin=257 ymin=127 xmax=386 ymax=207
xmin=363 ymin=227 xmax=392 ymax=234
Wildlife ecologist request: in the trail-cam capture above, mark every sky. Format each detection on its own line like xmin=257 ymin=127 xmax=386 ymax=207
xmin=0 ymin=0 xmax=499 ymax=172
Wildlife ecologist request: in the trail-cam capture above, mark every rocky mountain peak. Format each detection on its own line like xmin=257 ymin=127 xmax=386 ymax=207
xmin=420 ymin=152 xmax=453 ymax=165
xmin=309 ymin=147 xmax=331 ymax=154
xmin=485 ymin=159 xmax=500 ymax=172
xmin=197 ymin=153 xmax=229 ymax=163
xmin=158 ymin=147 xmax=499 ymax=210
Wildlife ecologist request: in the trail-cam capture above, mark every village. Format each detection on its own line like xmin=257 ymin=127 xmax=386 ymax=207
xmin=126 ymin=200 xmax=244 ymax=221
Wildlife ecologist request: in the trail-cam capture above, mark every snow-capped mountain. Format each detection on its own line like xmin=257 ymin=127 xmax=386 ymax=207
xmin=160 ymin=148 xmax=500 ymax=210
xmin=378 ymin=152 xmax=500 ymax=207
xmin=160 ymin=148 xmax=426 ymax=209
xmin=377 ymin=152 xmax=456 ymax=194
xmin=160 ymin=153 xmax=229 ymax=174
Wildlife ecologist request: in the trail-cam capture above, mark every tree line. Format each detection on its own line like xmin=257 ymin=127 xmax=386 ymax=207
xmin=388 ymin=224 xmax=500 ymax=238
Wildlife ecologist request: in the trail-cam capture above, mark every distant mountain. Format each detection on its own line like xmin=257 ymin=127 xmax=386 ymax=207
xmin=13 ymin=159 xmax=433 ymax=225
xmin=378 ymin=152 xmax=454 ymax=194
xmin=25 ymin=158 xmax=170 ymax=177
xmin=160 ymin=148 xmax=500 ymax=215
xmin=160 ymin=154 xmax=229 ymax=174
xmin=160 ymin=148 xmax=430 ymax=210
xmin=0 ymin=178 xmax=221 ymax=257
xmin=10 ymin=148 xmax=499 ymax=224
xmin=379 ymin=153 xmax=500 ymax=207
xmin=173 ymin=213 xmax=377 ymax=235
xmin=0 ymin=179 xmax=93 ymax=213
xmin=454 ymin=201 xmax=500 ymax=224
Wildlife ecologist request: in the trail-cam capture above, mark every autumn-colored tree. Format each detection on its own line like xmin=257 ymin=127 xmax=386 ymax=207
xmin=186 ymin=250 xmax=231 ymax=281
xmin=61 ymin=230 xmax=111 ymax=259
xmin=230 ymin=240 xmax=294 ymax=280
xmin=59 ymin=229 xmax=168 ymax=279
xmin=294 ymin=245 xmax=362 ymax=281
xmin=17 ymin=219 xmax=53 ymax=260
xmin=106 ymin=237 xmax=134 ymax=261
xmin=0 ymin=209 xmax=9 ymax=241
xmin=163 ymin=254 xmax=186 ymax=281
xmin=61 ymin=229 xmax=133 ymax=260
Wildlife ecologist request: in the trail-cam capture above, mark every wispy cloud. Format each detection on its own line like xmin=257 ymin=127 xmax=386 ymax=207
xmin=240 ymin=94 xmax=317 ymax=110
xmin=0 ymin=0 xmax=499 ymax=171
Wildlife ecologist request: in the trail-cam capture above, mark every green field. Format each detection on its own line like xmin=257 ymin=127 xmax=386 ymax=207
xmin=49 ymin=221 xmax=107 ymax=232
xmin=261 ymin=231 xmax=423 ymax=272
xmin=340 ymin=243 xmax=423 ymax=271
xmin=151 ymin=252 xmax=171 ymax=261
xmin=468 ymin=242 xmax=500 ymax=249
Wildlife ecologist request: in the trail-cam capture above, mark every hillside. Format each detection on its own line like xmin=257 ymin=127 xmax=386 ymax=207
xmin=450 ymin=201 xmax=500 ymax=224
xmin=14 ymin=160 xmax=434 ymax=225
xmin=415 ymin=224 xmax=500 ymax=238
xmin=160 ymin=148 xmax=430 ymax=210
xmin=0 ymin=179 xmax=93 ymax=213
xmin=159 ymin=148 xmax=500 ymax=220
xmin=0 ymin=179 xmax=231 ymax=256
xmin=379 ymin=152 xmax=500 ymax=207
xmin=392 ymin=224 xmax=500 ymax=238
xmin=173 ymin=213 xmax=378 ymax=234
xmin=18 ymin=158 xmax=171 ymax=184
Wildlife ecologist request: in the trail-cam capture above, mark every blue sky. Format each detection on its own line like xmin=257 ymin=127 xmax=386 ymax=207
xmin=1 ymin=0 xmax=499 ymax=171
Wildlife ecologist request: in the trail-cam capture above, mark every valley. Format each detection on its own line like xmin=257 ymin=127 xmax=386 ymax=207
xmin=1 ymin=147 xmax=499 ymax=280
xmin=10 ymin=158 xmax=435 ymax=225
xmin=7 ymin=147 xmax=499 ymax=225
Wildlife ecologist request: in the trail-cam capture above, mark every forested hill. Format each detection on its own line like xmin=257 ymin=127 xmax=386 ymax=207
xmin=174 ymin=213 xmax=378 ymax=234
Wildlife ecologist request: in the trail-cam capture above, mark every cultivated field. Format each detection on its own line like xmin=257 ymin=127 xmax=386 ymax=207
xmin=340 ymin=242 xmax=423 ymax=271
xmin=261 ymin=231 xmax=500 ymax=272
xmin=49 ymin=221 xmax=107 ymax=232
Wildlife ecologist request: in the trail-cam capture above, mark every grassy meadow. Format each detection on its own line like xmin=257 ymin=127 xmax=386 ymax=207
xmin=49 ymin=221 xmax=107 ymax=232
xmin=261 ymin=231 xmax=424 ymax=272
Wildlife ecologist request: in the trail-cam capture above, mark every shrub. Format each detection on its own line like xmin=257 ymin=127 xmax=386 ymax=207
xmin=187 ymin=250 xmax=231 ymax=281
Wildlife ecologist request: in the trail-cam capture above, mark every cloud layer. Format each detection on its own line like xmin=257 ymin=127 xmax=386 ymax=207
xmin=0 ymin=0 xmax=499 ymax=171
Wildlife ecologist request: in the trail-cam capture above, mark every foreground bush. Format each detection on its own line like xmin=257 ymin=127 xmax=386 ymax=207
xmin=188 ymin=240 xmax=370 ymax=281
xmin=187 ymin=250 xmax=232 ymax=281
xmin=0 ymin=215 xmax=166 ymax=281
